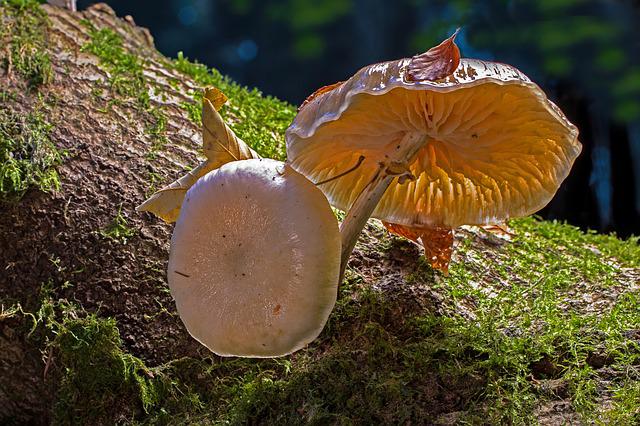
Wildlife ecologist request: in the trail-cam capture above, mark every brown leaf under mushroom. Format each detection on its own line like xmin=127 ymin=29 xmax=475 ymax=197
xmin=382 ymin=221 xmax=454 ymax=274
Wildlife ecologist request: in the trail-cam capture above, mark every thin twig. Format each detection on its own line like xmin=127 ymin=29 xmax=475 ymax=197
xmin=314 ymin=155 xmax=365 ymax=186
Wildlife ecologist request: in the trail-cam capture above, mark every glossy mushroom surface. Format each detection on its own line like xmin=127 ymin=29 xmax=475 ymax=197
xmin=287 ymin=58 xmax=582 ymax=229
xmin=168 ymin=158 xmax=340 ymax=357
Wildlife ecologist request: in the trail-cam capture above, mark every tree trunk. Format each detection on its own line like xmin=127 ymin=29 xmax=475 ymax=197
xmin=1 ymin=3 xmax=205 ymax=420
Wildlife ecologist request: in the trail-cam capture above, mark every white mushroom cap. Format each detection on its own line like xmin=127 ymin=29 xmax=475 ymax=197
xmin=168 ymin=158 xmax=340 ymax=357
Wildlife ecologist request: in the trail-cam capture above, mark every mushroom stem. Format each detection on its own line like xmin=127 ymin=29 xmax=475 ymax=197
xmin=339 ymin=133 xmax=427 ymax=282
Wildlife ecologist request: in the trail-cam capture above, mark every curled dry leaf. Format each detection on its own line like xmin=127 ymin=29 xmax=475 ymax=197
xmin=200 ymin=88 xmax=258 ymax=168
xmin=421 ymin=227 xmax=455 ymax=274
xmin=205 ymin=86 xmax=228 ymax=111
xmin=296 ymin=30 xmax=461 ymax=113
xmin=382 ymin=221 xmax=422 ymax=245
xmin=383 ymin=221 xmax=454 ymax=274
xmin=137 ymin=87 xmax=259 ymax=222
xmin=406 ymin=28 xmax=460 ymax=82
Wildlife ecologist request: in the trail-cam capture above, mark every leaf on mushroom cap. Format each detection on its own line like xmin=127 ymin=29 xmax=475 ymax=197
xmin=299 ymin=81 xmax=344 ymax=111
xmin=286 ymin=35 xmax=582 ymax=230
xmin=406 ymin=28 xmax=460 ymax=82
xmin=169 ymin=159 xmax=340 ymax=357
xmin=296 ymin=30 xmax=460 ymax=113
xmin=137 ymin=88 xmax=259 ymax=222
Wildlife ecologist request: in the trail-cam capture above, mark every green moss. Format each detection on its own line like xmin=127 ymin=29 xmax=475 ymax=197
xmin=80 ymin=22 xmax=168 ymax=151
xmin=17 ymin=288 xmax=203 ymax=425
xmin=0 ymin=0 xmax=53 ymax=88
xmin=146 ymin=107 xmax=168 ymax=154
xmin=80 ymin=23 xmax=150 ymax=108
xmin=424 ymin=217 xmax=640 ymax=422
xmin=172 ymin=52 xmax=295 ymax=161
xmin=0 ymin=103 xmax=62 ymax=200
xmin=179 ymin=99 xmax=201 ymax=125
xmin=600 ymin=381 xmax=640 ymax=424
xmin=38 ymin=303 xmax=271 ymax=423
xmin=99 ymin=205 xmax=135 ymax=243
xmin=144 ymin=168 xmax=163 ymax=197
xmin=53 ymin=315 xmax=160 ymax=423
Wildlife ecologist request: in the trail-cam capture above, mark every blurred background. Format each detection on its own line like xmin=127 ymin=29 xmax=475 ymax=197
xmin=77 ymin=0 xmax=640 ymax=238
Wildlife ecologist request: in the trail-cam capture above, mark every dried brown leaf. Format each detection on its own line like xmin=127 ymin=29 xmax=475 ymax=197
xmin=137 ymin=162 xmax=215 ymax=223
xmin=137 ymin=87 xmax=258 ymax=222
xmin=406 ymin=29 xmax=461 ymax=82
xmin=383 ymin=221 xmax=454 ymax=274
xmin=205 ymin=86 xmax=228 ymax=111
xmin=299 ymin=81 xmax=344 ymax=111
xmin=382 ymin=221 xmax=422 ymax=244
xmin=202 ymin=88 xmax=258 ymax=169
xmin=420 ymin=227 xmax=454 ymax=275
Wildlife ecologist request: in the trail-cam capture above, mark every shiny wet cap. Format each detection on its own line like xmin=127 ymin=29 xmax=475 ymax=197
xmin=286 ymin=34 xmax=581 ymax=227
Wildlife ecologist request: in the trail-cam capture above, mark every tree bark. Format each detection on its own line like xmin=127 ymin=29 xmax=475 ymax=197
xmin=0 ymin=3 xmax=205 ymax=420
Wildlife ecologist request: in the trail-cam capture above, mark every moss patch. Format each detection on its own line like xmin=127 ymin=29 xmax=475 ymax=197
xmin=0 ymin=98 xmax=62 ymax=200
xmin=53 ymin=315 xmax=159 ymax=423
xmin=0 ymin=0 xmax=53 ymax=88
xmin=18 ymin=218 xmax=637 ymax=424
xmin=600 ymin=381 xmax=640 ymax=424
xmin=99 ymin=204 xmax=136 ymax=243
xmin=428 ymin=217 xmax=640 ymax=422
xmin=172 ymin=52 xmax=295 ymax=161
xmin=80 ymin=21 xmax=167 ymax=151
xmin=80 ymin=23 xmax=150 ymax=108
xmin=27 ymin=292 xmax=169 ymax=424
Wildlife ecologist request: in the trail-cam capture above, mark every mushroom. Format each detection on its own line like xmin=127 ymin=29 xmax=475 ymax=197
xmin=168 ymin=158 xmax=340 ymax=357
xmin=139 ymin=90 xmax=341 ymax=357
xmin=286 ymin=32 xmax=581 ymax=275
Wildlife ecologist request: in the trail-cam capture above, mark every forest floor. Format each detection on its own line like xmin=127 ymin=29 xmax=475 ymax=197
xmin=1 ymin=1 xmax=639 ymax=424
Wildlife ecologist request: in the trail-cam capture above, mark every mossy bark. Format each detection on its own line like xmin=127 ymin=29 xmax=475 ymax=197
xmin=0 ymin=3 xmax=204 ymax=421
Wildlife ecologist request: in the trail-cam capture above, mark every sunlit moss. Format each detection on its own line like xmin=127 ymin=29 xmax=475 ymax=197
xmin=80 ymin=23 xmax=150 ymax=108
xmin=600 ymin=381 xmax=640 ymax=424
xmin=0 ymin=102 xmax=63 ymax=200
xmin=172 ymin=51 xmax=294 ymax=161
xmin=0 ymin=0 xmax=53 ymax=88
xmin=80 ymin=21 xmax=168 ymax=151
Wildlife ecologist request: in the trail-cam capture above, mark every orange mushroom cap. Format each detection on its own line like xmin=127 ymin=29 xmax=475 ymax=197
xmin=286 ymin=38 xmax=582 ymax=228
